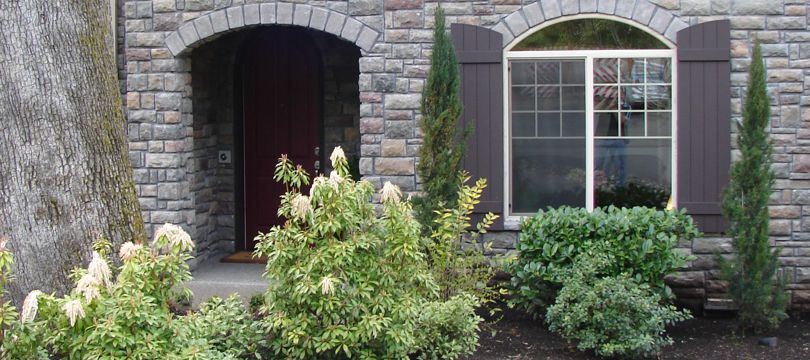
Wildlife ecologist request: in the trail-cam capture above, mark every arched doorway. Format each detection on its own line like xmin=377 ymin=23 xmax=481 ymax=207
xmin=188 ymin=25 xmax=361 ymax=257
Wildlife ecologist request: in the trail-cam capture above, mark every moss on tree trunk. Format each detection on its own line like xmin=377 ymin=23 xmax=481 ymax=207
xmin=0 ymin=0 xmax=145 ymax=302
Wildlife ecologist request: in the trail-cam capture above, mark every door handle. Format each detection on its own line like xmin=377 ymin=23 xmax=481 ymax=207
xmin=314 ymin=160 xmax=320 ymax=171
xmin=314 ymin=147 xmax=320 ymax=157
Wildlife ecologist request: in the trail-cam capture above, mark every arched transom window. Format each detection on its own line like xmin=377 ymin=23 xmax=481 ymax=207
xmin=507 ymin=18 xmax=676 ymax=215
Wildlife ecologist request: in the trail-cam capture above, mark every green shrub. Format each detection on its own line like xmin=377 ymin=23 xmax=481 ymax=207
xmin=0 ymin=239 xmax=49 ymax=359
xmin=29 ymin=231 xmax=195 ymax=359
xmin=546 ymin=255 xmax=692 ymax=358
xmin=509 ymin=206 xmax=699 ymax=315
xmin=413 ymin=294 xmax=481 ymax=360
xmin=176 ymin=294 xmax=266 ymax=359
xmin=2 ymin=227 xmax=263 ymax=360
xmin=248 ymin=293 xmax=264 ymax=315
xmin=413 ymin=6 xmax=468 ymax=236
xmin=428 ymin=173 xmax=500 ymax=305
xmin=255 ymin=148 xmax=482 ymax=359
xmin=720 ymin=41 xmax=788 ymax=332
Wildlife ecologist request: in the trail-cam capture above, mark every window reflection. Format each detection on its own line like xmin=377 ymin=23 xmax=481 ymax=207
xmin=592 ymin=57 xmax=673 ymax=209
xmin=510 ymin=55 xmax=673 ymax=213
xmin=512 ymin=19 xmax=670 ymax=50
xmin=594 ymin=139 xmax=671 ymax=209
xmin=513 ymin=139 xmax=586 ymax=212
xmin=511 ymin=60 xmax=587 ymax=212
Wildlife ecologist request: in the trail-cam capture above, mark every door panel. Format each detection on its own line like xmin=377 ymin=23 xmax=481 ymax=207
xmin=243 ymin=28 xmax=321 ymax=250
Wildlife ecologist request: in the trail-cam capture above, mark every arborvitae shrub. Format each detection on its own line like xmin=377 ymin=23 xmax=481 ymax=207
xmin=720 ymin=41 xmax=788 ymax=332
xmin=413 ymin=7 xmax=468 ymax=235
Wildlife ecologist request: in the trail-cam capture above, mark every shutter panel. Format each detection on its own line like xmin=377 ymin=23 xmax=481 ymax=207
xmin=676 ymin=20 xmax=731 ymax=233
xmin=451 ymin=24 xmax=504 ymax=229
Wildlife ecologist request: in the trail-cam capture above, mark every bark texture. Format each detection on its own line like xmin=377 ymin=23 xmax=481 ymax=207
xmin=0 ymin=0 xmax=145 ymax=302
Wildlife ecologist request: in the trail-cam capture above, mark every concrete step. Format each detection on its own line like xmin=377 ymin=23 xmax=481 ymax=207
xmin=185 ymin=254 xmax=267 ymax=308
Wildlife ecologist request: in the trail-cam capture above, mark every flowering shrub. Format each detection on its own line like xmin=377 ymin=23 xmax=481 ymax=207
xmin=34 ymin=229 xmax=195 ymax=359
xmin=255 ymin=147 xmax=482 ymax=359
xmin=0 ymin=238 xmax=49 ymax=359
xmin=1 ymin=225 xmax=263 ymax=359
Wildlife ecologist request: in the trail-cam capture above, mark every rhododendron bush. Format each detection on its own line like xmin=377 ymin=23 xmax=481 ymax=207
xmin=254 ymin=148 xmax=482 ymax=359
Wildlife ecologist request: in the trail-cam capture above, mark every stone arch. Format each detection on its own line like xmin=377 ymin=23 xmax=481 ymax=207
xmin=164 ymin=3 xmax=380 ymax=56
xmin=491 ymin=0 xmax=688 ymax=48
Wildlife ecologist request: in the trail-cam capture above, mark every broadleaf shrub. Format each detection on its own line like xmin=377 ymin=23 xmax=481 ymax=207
xmin=413 ymin=294 xmax=481 ymax=360
xmin=428 ymin=172 xmax=500 ymax=305
xmin=0 ymin=228 xmax=264 ymax=360
xmin=546 ymin=255 xmax=692 ymax=358
xmin=32 ymin=230 xmax=197 ymax=359
xmin=0 ymin=239 xmax=49 ymax=359
xmin=509 ymin=206 xmax=699 ymax=315
xmin=176 ymin=294 xmax=267 ymax=359
xmin=254 ymin=148 xmax=482 ymax=359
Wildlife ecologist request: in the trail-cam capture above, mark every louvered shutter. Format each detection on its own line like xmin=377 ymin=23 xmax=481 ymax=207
xmin=676 ymin=20 xmax=732 ymax=233
xmin=451 ymin=24 xmax=504 ymax=229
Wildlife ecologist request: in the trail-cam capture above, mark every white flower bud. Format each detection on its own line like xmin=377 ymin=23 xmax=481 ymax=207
xmin=154 ymin=223 xmax=194 ymax=253
xmin=329 ymin=146 xmax=346 ymax=167
xmin=291 ymin=194 xmax=313 ymax=221
xmin=88 ymin=252 xmax=112 ymax=291
xmin=21 ymin=290 xmax=42 ymax=322
xmin=76 ymin=274 xmax=102 ymax=303
xmin=311 ymin=176 xmax=329 ymax=198
xmin=320 ymin=277 xmax=335 ymax=296
xmin=62 ymin=299 xmax=85 ymax=327
xmin=118 ymin=242 xmax=143 ymax=262
xmin=380 ymin=182 xmax=402 ymax=203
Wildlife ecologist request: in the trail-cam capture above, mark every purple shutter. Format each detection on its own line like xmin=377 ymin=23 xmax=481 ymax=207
xmin=451 ymin=24 xmax=504 ymax=229
xmin=677 ymin=20 xmax=731 ymax=233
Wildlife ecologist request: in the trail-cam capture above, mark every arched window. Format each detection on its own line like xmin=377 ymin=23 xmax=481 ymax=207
xmin=507 ymin=18 xmax=675 ymax=214
xmin=511 ymin=18 xmax=668 ymax=50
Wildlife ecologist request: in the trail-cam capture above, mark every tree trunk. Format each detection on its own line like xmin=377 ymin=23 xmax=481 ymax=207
xmin=0 ymin=0 xmax=145 ymax=302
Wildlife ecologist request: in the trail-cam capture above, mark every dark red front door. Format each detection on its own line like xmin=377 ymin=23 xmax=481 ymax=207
xmin=242 ymin=29 xmax=321 ymax=250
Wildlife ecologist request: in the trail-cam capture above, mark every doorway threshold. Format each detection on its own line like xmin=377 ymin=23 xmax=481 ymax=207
xmin=220 ymin=251 xmax=267 ymax=264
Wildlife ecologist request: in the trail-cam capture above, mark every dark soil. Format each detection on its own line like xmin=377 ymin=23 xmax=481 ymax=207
xmin=465 ymin=308 xmax=810 ymax=360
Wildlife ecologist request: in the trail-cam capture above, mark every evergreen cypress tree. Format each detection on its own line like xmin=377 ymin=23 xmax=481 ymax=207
xmin=720 ymin=41 xmax=788 ymax=332
xmin=413 ymin=7 xmax=467 ymax=234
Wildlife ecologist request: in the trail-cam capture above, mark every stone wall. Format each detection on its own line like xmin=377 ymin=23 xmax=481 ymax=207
xmin=315 ymin=31 xmax=362 ymax=174
xmin=121 ymin=0 xmax=810 ymax=306
xmin=190 ymin=33 xmax=242 ymax=260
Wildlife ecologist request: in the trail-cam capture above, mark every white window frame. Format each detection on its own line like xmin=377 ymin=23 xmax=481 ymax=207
xmin=502 ymin=22 xmax=677 ymax=227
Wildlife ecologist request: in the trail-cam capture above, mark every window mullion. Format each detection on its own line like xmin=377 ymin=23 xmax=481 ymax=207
xmin=585 ymin=56 xmax=595 ymax=212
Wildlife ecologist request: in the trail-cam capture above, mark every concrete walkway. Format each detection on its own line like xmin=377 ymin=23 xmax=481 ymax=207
xmin=185 ymin=254 xmax=266 ymax=308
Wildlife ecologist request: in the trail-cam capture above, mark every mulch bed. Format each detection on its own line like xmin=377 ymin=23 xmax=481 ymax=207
xmin=465 ymin=307 xmax=810 ymax=359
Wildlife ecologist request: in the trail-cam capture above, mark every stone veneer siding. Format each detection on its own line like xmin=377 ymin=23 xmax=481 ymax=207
xmin=121 ymin=0 xmax=810 ymax=307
